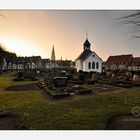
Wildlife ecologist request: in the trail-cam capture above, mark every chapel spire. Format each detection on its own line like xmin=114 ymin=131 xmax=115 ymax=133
xmin=83 ymin=32 xmax=91 ymax=51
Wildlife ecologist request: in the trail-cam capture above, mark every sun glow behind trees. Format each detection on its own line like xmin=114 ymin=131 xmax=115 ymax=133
xmin=0 ymin=37 xmax=47 ymax=57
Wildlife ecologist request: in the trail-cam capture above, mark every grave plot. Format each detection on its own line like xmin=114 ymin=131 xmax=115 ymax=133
xmin=84 ymin=84 xmax=119 ymax=94
xmin=73 ymin=85 xmax=93 ymax=95
xmin=44 ymin=85 xmax=93 ymax=99
xmin=6 ymin=83 xmax=40 ymax=91
xmin=41 ymin=74 xmax=93 ymax=99
xmin=39 ymin=70 xmax=124 ymax=99
xmin=44 ymin=77 xmax=71 ymax=98
xmin=110 ymin=82 xmax=133 ymax=88
xmin=108 ymin=73 xmax=140 ymax=88
xmin=102 ymin=71 xmax=140 ymax=88
xmin=40 ymin=69 xmax=140 ymax=99
xmin=14 ymin=70 xmax=38 ymax=81
xmin=44 ymin=87 xmax=71 ymax=99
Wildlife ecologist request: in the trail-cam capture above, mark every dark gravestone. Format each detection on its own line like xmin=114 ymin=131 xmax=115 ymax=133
xmin=53 ymin=77 xmax=68 ymax=87
xmin=66 ymin=73 xmax=73 ymax=80
xmin=17 ymin=72 xmax=24 ymax=79
xmin=61 ymin=70 xmax=66 ymax=76
xmin=24 ymin=71 xmax=37 ymax=81
xmin=78 ymin=74 xmax=85 ymax=81
xmin=15 ymin=72 xmax=24 ymax=81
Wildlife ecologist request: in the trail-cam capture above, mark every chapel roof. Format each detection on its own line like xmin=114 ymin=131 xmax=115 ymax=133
xmin=75 ymin=49 xmax=93 ymax=61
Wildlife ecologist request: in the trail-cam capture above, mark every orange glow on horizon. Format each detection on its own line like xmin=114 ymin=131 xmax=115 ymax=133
xmin=0 ymin=36 xmax=48 ymax=58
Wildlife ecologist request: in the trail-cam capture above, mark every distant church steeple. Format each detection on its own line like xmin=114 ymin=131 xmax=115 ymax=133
xmin=51 ymin=45 xmax=55 ymax=61
xmin=61 ymin=56 xmax=62 ymax=61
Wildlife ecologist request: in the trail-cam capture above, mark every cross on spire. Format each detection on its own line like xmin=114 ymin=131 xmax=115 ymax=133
xmin=86 ymin=31 xmax=88 ymax=39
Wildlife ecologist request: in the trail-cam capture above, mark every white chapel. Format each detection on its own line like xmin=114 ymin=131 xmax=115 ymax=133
xmin=75 ymin=38 xmax=103 ymax=73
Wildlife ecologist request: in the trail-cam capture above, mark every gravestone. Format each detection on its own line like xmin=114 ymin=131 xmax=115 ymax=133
xmin=53 ymin=77 xmax=68 ymax=87
xmin=78 ymin=73 xmax=85 ymax=81
xmin=133 ymin=74 xmax=140 ymax=81
xmin=66 ymin=73 xmax=73 ymax=80
xmin=17 ymin=72 xmax=24 ymax=79
xmin=24 ymin=71 xmax=37 ymax=81
xmin=61 ymin=70 xmax=66 ymax=76
xmin=91 ymin=73 xmax=98 ymax=81
xmin=15 ymin=72 xmax=24 ymax=81
xmin=111 ymin=74 xmax=117 ymax=83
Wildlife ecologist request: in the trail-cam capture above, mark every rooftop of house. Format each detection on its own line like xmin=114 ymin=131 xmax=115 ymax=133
xmin=25 ymin=56 xmax=42 ymax=63
xmin=41 ymin=58 xmax=50 ymax=62
xmin=106 ymin=54 xmax=133 ymax=64
xmin=132 ymin=57 xmax=140 ymax=63
xmin=17 ymin=57 xmax=25 ymax=64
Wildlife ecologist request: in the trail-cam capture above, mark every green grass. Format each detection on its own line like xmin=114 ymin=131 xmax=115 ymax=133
xmin=0 ymin=72 xmax=140 ymax=130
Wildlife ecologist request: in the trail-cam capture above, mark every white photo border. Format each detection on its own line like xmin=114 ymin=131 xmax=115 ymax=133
xmin=0 ymin=0 xmax=140 ymax=140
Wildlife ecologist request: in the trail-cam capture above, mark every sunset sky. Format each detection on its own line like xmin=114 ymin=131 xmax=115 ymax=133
xmin=0 ymin=10 xmax=140 ymax=61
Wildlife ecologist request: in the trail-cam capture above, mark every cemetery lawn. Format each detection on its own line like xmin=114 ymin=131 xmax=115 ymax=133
xmin=0 ymin=72 xmax=140 ymax=130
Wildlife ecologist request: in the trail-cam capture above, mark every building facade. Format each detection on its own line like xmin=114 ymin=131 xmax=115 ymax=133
xmin=128 ymin=57 xmax=140 ymax=71
xmin=105 ymin=54 xmax=140 ymax=72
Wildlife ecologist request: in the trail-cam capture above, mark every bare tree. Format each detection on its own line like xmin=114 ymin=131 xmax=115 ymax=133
xmin=113 ymin=11 xmax=140 ymax=41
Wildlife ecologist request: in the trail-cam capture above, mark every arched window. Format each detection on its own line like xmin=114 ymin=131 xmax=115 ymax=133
xmin=92 ymin=62 xmax=95 ymax=69
xmin=88 ymin=62 xmax=91 ymax=69
xmin=96 ymin=62 xmax=99 ymax=69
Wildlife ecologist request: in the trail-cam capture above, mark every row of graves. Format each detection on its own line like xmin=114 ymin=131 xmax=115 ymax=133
xmin=14 ymin=69 xmax=39 ymax=81
xmin=108 ymin=69 xmax=140 ymax=88
xmin=13 ymin=68 xmax=51 ymax=81
xmin=13 ymin=67 xmax=140 ymax=99
xmin=37 ymin=68 xmax=118 ymax=99
xmin=38 ymin=68 xmax=94 ymax=99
